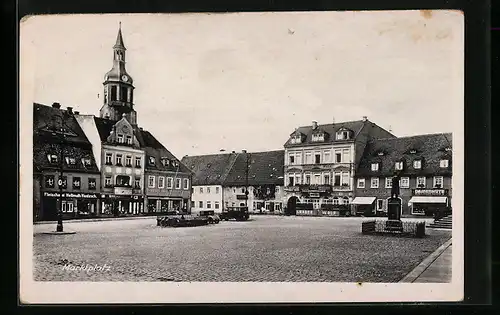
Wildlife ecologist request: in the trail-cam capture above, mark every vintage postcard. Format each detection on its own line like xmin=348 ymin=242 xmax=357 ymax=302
xmin=19 ymin=10 xmax=464 ymax=303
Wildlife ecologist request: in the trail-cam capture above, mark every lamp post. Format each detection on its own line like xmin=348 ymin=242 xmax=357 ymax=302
xmin=52 ymin=129 xmax=66 ymax=232
xmin=244 ymin=152 xmax=250 ymax=210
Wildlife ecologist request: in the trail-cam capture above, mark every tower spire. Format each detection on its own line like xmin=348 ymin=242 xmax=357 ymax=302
xmin=114 ymin=22 xmax=126 ymax=49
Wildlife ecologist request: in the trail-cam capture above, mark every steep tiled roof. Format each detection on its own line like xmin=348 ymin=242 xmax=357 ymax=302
xmin=33 ymin=103 xmax=99 ymax=173
xmin=284 ymin=120 xmax=368 ymax=147
xmin=356 ymin=133 xmax=453 ymax=177
xmin=223 ymin=150 xmax=284 ymax=186
xmin=93 ymin=117 xmax=115 ymax=142
xmin=181 ymin=153 xmax=239 ymax=186
xmin=140 ymin=130 xmax=191 ymax=174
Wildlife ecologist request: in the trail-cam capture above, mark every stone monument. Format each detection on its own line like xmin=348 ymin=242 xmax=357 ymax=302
xmin=385 ymin=173 xmax=403 ymax=232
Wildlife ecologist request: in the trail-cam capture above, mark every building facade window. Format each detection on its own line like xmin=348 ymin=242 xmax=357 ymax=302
xmin=305 ymin=152 xmax=312 ymax=164
xmin=413 ymin=160 xmax=422 ymax=169
xmin=105 ymin=176 xmax=112 ymax=187
xmin=371 ymin=163 xmax=379 ymax=171
xmin=148 ymin=176 xmax=155 ymax=188
xmin=289 ymin=154 xmax=295 ymax=165
xmin=45 ymin=175 xmax=55 ymax=188
xmin=335 ymin=150 xmax=342 ymax=163
xmin=440 ymin=159 xmax=449 ymax=168
xmin=416 ymin=176 xmax=426 ymax=188
xmin=126 ymin=135 xmax=132 ymax=145
xmin=207 ymin=201 xmax=212 ymax=209
xmin=215 ymin=201 xmax=220 ymax=209
xmin=400 ymin=177 xmax=410 ymax=188
xmin=395 ymin=161 xmax=404 ymax=170
xmin=88 ymin=178 xmax=97 ymax=190
xmin=341 ymin=172 xmax=349 ymax=186
xmin=199 ymin=187 xmax=203 ymax=193
xmin=158 ymin=176 xmax=165 ymax=188
xmin=191 ymin=201 xmax=195 ymax=208
xmin=125 ymin=155 xmax=132 ymax=167
xmin=324 ymin=174 xmax=331 ymax=185
xmin=115 ymin=154 xmax=123 ymax=166
xmin=199 ymin=201 xmax=203 ymax=208
xmin=105 ymin=153 xmax=113 ymax=165
xmin=117 ymin=134 xmax=124 ymax=143
xmin=47 ymin=154 xmax=58 ymax=164
xmin=135 ymin=157 xmax=142 ymax=168
xmin=357 ymin=178 xmax=365 ymax=188
xmin=58 ymin=176 xmax=67 ymax=189
xmin=166 ymin=177 xmax=173 ymax=189
xmin=377 ymin=199 xmax=384 ymax=211
xmin=305 ymin=174 xmax=311 ymax=185
xmin=183 ymin=179 xmax=189 ymax=190
xmin=323 ymin=151 xmax=331 ymax=163
xmin=72 ymin=177 xmax=81 ymax=190
xmin=433 ymin=176 xmax=444 ymax=188
xmin=175 ymin=178 xmax=181 ymax=189
xmin=342 ymin=149 xmax=350 ymax=163
xmin=215 ymin=187 xmax=220 ymax=194
xmin=134 ymin=177 xmax=141 ymax=188
xmin=371 ymin=177 xmax=379 ymax=188
xmin=149 ymin=156 xmax=156 ymax=166
xmin=207 ymin=187 xmax=211 ymax=193
xmin=315 ymin=153 xmax=321 ymax=164
xmin=333 ymin=173 xmax=341 ymax=186
xmin=382 ymin=177 xmax=392 ymax=189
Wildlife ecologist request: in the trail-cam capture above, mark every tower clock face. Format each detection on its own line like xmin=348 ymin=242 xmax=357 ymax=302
xmin=121 ymin=75 xmax=128 ymax=82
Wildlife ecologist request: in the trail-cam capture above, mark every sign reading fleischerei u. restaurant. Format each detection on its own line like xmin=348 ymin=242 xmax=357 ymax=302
xmin=43 ymin=192 xmax=98 ymax=199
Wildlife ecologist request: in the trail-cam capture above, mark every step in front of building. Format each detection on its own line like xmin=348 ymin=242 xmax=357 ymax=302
xmin=427 ymin=215 xmax=452 ymax=229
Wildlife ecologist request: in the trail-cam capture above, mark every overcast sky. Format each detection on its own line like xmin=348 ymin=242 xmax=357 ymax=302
xmin=21 ymin=10 xmax=463 ymax=158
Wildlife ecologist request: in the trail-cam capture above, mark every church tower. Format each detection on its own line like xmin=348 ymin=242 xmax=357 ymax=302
xmin=100 ymin=23 xmax=137 ymax=125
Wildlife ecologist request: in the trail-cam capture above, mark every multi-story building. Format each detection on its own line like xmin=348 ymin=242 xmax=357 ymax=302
xmin=222 ymin=150 xmax=285 ymax=213
xmin=181 ymin=152 xmax=239 ymax=215
xmin=353 ymin=133 xmax=453 ymax=217
xmin=283 ymin=118 xmax=395 ymax=216
xmin=33 ymin=103 xmax=101 ymax=221
xmin=141 ymin=130 xmax=192 ymax=214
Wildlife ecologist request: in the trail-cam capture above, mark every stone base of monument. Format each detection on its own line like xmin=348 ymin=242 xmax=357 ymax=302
xmin=361 ymin=219 xmax=426 ymax=238
xmin=42 ymin=231 xmax=77 ymax=235
xmin=385 ymin=219 xmax=403 ymax=232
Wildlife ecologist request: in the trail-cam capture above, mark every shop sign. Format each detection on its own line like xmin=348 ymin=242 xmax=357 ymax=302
xmin=309 ymin=192 xmax=320 ymax=198
xmin=236 ymin=194 xmax=248 ymax=200
xmin=43 ymin=192 xmax=98 ymax=199
xmin=413 ymin=189 xmax=447 ymax=196
xmin=284 ymin=186 xmax=300 ymax=192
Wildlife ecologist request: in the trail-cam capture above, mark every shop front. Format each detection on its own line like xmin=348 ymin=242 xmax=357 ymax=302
xmin=41 ymin=191 xmax=99 ymax=220
xmin=409 ymin=189 xmax=450 ymax=217
xmin=146 ymin=197 xmax=187 ymax=214
xmin=100 ymin=192 xmax=144 ymax=217
xmin=351 ymin=196 xmax=376 ymax=216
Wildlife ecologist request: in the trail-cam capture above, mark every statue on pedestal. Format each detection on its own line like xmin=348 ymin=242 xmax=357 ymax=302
xmin=386 ymin=172 xmax=403 ymax=231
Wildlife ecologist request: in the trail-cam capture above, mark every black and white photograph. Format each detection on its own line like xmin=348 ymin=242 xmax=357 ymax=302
xmin=20 ymin=10 xmax=464 ymax=303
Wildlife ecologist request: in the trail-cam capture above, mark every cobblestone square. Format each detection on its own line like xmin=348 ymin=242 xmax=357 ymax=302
xmin=33 ymin=216 xmax=451 ymax=282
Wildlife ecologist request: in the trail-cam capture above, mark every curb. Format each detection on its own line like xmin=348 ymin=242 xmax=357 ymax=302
xmin=399 ymin=238 xmax=452 ymax=283
xmin=34 ymin=216 xmax=156 ymax=225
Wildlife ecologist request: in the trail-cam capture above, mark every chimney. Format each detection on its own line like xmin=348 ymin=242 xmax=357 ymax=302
xmin=139 ymin=127 xmax=143 ymax=130
xmin=389 ymin=125 xmax=393 ymax=133
xmin=231 ymin=150 xmax=236 ymax=153
xmin=52 ymin=102 xmax=61 ymax=109
xmin=74 ymin=111 xmax=80 ymax=115
xmin=362 ymin=116 xmax=368 ymax=122
xmin=66 ymin=107 xmax=73 ymax=114
xmin=242 ymin=150 xmax=247 ymax=153
xmin=220 ymin=149 xmax=226 ymax=152
xmin=312 ymin=121 xmax=318 ymax=129
xmin=332 ymin=117 xmax=335 ymax=124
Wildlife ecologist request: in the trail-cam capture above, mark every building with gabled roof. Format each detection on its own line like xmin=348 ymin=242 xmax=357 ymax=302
xmin=33 ymin=102 xmax=101 ymax=221
xmin=283 ymin=117 xmax=395 ymax=216
xmin=353 ymin=132 xmax=453 ymax=216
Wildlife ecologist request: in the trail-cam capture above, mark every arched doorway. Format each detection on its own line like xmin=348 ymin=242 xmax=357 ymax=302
xmin=286 ymin=196 xmax=298 ymax=216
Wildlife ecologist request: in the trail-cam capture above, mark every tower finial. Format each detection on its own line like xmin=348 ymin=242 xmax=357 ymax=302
xmin=114 ymin=22 xmax=125 ymax=49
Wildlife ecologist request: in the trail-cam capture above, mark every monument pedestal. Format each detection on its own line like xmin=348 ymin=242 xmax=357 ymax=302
xmin=385 ymin=197 xmax=403 ymax=232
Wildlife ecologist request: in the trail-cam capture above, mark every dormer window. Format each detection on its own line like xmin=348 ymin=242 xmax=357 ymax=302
xmin=371 ymin=163 xmax=379 ymax=171
xmin=336 ymin=129 xmax=351 ymax=140
xmin=126 ymin=135 xmax=132 ymax=145
xmin=409 ymin=149 xmax=417 ymax=154
xmin=47 ymin=154 xmax=58 ymax=164
xmin=290 ymin=134 xmax=302 ymax=144
xmin=445 ymin=147 xmax=452 ymax=152
xmin=65 ymin=157 xmax=76 ymax=165
xmin=149 ymin=156 xmax=156 ymax=166
xmin=81 ymin=158 xmax=92 ymax=167
xmin=161 ymin=158 xmax=170 ymax=167
xmin=395 ymin=161 xmax=404 ymax=170
xmin=413 ymin=160 xmax=422 ymax=169
xmin=312 ymin=133 xmax=325 ymax=142
xmin=440 ymin=159 xmax=449 ymax=168
xmin=377 ymin=152 xmax=385 ymax=156
xmin=117 ymin=134 xmax=124 ymax=143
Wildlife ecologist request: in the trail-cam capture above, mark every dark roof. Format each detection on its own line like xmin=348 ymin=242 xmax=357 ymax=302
xmin=140 ymin=130 xmax=190 ymax=174
xmin=223 ymin=150 xmax=284 ymax=186
xmin=181 ymin=153 xmax=239 ymax=186
xmin=284 ymin=120 xmax=369 ymax=147
xmin=93 ymin=117 xmax=115 ymax=142
xmin=33 ymin=103 xmax=99 ymax=173
xmin=356 ymin=133 xmax=453 ymax=177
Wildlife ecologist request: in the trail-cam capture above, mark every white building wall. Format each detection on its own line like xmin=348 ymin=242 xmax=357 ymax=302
xmin=190 ymin=185 xmax=223 ymax=214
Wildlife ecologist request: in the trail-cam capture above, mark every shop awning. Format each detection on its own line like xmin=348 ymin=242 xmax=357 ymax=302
xmin=351 ymin=197 xmax=376 ymax=205
xmin=409 ymin=196 xmax=448 ymax=204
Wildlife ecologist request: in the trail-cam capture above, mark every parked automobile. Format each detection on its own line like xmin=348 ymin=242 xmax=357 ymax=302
xmin=219 ymin=207 xmax=250 ymax=221
xmin=198 ymin=210 xmax=220 ymax=224
xmin=157 ymin=214 xmax=209 ymax=227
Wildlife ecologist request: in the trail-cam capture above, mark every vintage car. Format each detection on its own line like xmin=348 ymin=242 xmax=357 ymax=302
xmin=198 ymin=210 xmax=220 ymax=224
xmin=157 ymin=214 xmax=209 ymax=227
xmin=219 ymin=207 xmax=250 ymax=221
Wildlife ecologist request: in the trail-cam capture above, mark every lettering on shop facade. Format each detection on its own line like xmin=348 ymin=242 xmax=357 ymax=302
xmin=43 ymin=192 xmax=98 ymax=199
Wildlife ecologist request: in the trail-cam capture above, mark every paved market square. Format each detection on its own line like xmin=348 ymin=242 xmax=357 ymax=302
xmin=33 ymin=216 xmax=451 ymax=282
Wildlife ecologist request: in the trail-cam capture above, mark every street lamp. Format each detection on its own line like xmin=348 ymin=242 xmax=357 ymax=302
xmin=51 ymin=128 xmax=67 ymax=232
xmin=244 ymin=151 xmax=250 ymax=210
